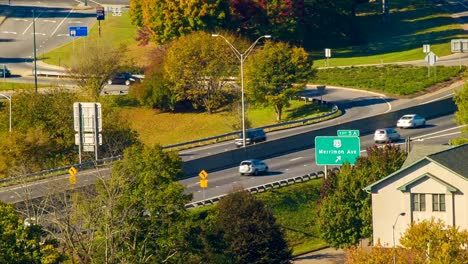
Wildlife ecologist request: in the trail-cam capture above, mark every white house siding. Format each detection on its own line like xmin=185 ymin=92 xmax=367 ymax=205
xmin=371 ymin=161 xmax=468 ymax=247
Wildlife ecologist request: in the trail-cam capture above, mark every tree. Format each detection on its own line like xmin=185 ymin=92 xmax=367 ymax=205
xmin=451 ymin=81 xmax=468 ymax=145
xmin=129 ymin=0 xmax=229 ymax=45
xmin=244 ymin=41 xmax=314 ymax=121
xmin=89 ymin=144 xmax=193 ymax=263
xmin=0 ymin=89 xmax=78 ymax=177
xmin=213 ymin=188 xmax=292 ymax=264
xmin=318 ymin=145 xmax=407 ymax=248
xmin=346 ymin=218 xmax=468 ymax=264
xmin=68 ymin=43 xmax=124 ymax=99
xmin=0 ymin=201 xmax=63 ymax=263
xmin=163 ymin=31 xmax=240 ymax=113
xmin=400 ymin=218 xmax=468 ymax=263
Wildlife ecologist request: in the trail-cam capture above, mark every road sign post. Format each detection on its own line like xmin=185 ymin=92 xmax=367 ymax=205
xmin=199 ymin=170 xmax=208 ymax=199
xmin=315 ymin=136 xmax=360 ymax=166
xmin=68 ymin=166 xmax=78 ymax=185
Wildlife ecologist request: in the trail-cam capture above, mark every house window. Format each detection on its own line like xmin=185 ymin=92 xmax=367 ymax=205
xmin=432 ymin=194 xmax=446 ymax=212
xmin=412 ymin=193 xmax=426 ymax=211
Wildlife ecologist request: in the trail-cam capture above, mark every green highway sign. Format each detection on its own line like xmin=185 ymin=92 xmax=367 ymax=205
xmin=315 ymin=136 xmax=360 ymax=165
xmin=337 ymin=130 xmax=360 ymax=137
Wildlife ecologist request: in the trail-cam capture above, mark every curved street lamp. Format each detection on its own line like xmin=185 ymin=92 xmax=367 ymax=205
xmin=212 ymin=34 xmax=271 ymax=148
xmin=0 ymin=93 xmax=12 ymax=132
xmin=392 ymin=212 xmax=406 ymax=264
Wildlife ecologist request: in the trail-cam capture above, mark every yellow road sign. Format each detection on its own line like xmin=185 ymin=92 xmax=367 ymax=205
xmin=200 ymin=179 xmax=208 ymax=188
xmin=69 ymin=174 xmax=77 ymax=185
xmin=199 ymin=170 xmax=208 ymax=179
xmin=68 ymin=166 xmax=77 ymax=176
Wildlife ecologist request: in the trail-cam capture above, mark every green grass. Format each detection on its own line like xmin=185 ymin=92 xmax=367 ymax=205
xmin=190 ymin=178 xmax=327 ymax=256
xmin=0 ymin=82 xmax=48 ymax=91
xmin=42 ymin=13 xmax=146 ymax=67
xmin=313 ymin=65 xmax=464 ymax=96
xmin=120 ymin=99 xmax=330 ymax=146
xmin=312 ymin=0 xmax=468 ymax=67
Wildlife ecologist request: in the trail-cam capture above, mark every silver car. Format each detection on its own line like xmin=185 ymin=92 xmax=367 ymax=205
xmin=374 ymin=128 xmax=400 ymax=143
xmin=397 ymin=114 xmax=426 ymax=128
xmin=239 ymin=159 xmax=269 ymax=176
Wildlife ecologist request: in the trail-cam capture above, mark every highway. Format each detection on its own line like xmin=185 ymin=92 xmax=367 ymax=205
xmin=0 ymin=113 xmax=461 ymax=204
xmin=182 ymin=114 xmax=462 ymax=202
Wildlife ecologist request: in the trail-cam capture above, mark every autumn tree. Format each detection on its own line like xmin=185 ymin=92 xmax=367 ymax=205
xmin=318 ymin=145 xmax=407 ymax=248
xmin=0 ymin=90 xmax=140 ymax=178
xmin=346 ymin=218 xmax=468 ymax=264
xmin=163 ymin=31 xmax=241 ymax=113
xmin=451 ymin=81 xmax=468 ymax=145
xmin=129 ymin=0 xmax=229 ymax=45
xmin=244 ymin=41 xmax=313 ymax=121
xmin=212 ymin=189 xmax=292 ymax=264
xmin=0 ymin=201 xmax=63 ymax=263
xmin=68 ymin=43 xmax=125 ymax=99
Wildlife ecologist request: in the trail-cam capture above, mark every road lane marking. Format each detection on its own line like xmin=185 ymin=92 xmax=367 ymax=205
xmin=419 ymin=93 xmax=454 ymax=105
xmin=68 ymin=21 xmax=83 ymax=24
xmin=290 ymin=157 xmax=303 ymax=161
xmin=51 ymin=8 xmax=73 ymax=36
xmin=414 ymin=131 xmax=461 ymax=141
xmin=43 ymin=20 xmax=56 ymax=23
xmin=1 ymin=31 xmax=17 ymax=34
xmin=411 ymin=125 xmax=466 ymax=139
xmin=14 ymin=18 xmax=28 ymax=22
xmin=381 ymin=97 xmax=392 ymax=113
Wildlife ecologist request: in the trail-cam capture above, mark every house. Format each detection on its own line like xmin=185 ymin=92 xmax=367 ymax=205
xmin=363 ymin=144 xmax=468 ymax=247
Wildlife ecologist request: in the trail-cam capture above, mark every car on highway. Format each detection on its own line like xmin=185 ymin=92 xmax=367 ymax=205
xmin=397 ymin=114 xmax=426 ymax=128
xmin=373 ymin=128 xmax=400 ymax=143
xmin=239 ymin=159 xmax=269 ymax=176
xmin=235 ymin=128 xmax=267 ymax=147
xmin=0 ymin=67 xmax=11 ymax=78
xmin=107 ymin=72 xmax=139 ymax=85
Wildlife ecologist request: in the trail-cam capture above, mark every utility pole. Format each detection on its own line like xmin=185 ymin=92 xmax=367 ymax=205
xmin=32 ymin=9 xmax=38 ymax=93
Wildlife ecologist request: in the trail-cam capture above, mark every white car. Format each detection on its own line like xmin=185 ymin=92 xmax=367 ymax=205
xmin=239 ymin=159 xmax=269 ymax=176
xmin=397 ymin=114 xmax=426 ymax=128
xmin=374 ymin=128 xmax=400 ymax=144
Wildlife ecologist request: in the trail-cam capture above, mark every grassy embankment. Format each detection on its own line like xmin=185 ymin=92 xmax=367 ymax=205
xmin=8 ymin=0 xmax=466 ymax=255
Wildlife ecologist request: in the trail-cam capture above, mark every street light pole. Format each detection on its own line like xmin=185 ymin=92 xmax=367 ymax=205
xmin=393 ymin=212 xmax=406 ymax=264
xmin=32 ymin=9 xmax=38 ymax=93
xmin=212 ymin=34 xmax=271 ymax=148
xmin=0 ymin=93 xmax=12 ymax=132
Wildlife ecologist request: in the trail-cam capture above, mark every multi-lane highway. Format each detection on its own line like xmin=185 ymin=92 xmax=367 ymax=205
xmin=0 ymin=112 xmax=462 ymax=204
xmin=183 ymin=114 xmax=463 ymax=202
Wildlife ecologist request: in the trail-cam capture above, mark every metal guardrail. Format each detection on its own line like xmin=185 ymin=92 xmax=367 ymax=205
xmin=163 ymin=100 xmax=338 ymax=150
xmin=184 ymin=167 xmax=340 ymax=209
xmin=0 ymin=95 xmax=338 ymax=185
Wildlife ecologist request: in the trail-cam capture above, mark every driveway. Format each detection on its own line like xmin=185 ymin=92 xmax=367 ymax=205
xmin=293 ymin=248 xmax=346 ymax=264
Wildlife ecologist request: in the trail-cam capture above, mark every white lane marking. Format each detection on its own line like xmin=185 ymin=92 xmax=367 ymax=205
xmin=68 ymin=21 xmax=83 ymax=24
xmin=14 ymin=18 xmax=28 ymax=22
xmin=411 ymin=125 xmax=466 ymax=139
xmin=414 ymin=131 xmax=461 ymax=141
xmin=32 ymin=33 xmax=46 ymax=36
xmin=57 ymin=34 xmax=69 ymax=37
xmin=380 ymin=97 xmax=392 ymax=113
xmin=290 ymin=157 xmax=303 ymax=161
xmin=51 ymin=8 xmax=73 ymax=36
xmin=1 ymin=31 xmax=17 ymax=34
xmin=419 ymin=93 xmax=454 ymax=105
xmin=43 ymin=20 xmax=56 ymax=23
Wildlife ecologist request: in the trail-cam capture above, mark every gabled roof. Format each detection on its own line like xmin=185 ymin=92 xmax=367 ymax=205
xmin=397 ymin=172 xmax=458 ymax=193
xmin=427 ymin=144 xmax=468 ymax=179
xmin=364 ymin=144 xmax=468 ymax=193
